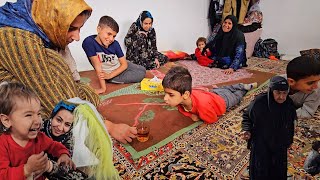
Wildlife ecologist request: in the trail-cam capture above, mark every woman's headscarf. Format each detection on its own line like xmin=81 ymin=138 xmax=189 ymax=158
xmin=136 ymin=10 xmax=153 ymax=32
xmin=208 ymin=15 xmax=246 ymax=59
xmin=0 ymin=0 xmax=92 ymax=48
xmin=267 ymin=75 xmax=290 ymax=111
xmin=42 ymin=100 xmax=77 ymax=143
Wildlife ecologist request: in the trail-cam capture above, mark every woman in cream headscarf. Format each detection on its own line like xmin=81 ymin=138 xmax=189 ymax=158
xmin=0 ymin=0 xmax=138 ymax=144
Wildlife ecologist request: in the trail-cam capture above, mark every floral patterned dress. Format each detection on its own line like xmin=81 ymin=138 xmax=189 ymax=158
xmin=124 ymin=22 xmax=168 ymax=70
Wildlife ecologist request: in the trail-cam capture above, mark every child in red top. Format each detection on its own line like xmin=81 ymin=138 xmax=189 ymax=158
xmin=195 ymin=37 xmax=214 ymax=67
xmin=162 ymin=66 xmax=257 ymax=123
xmin=0 ymin=82 xmax=74 ymax=180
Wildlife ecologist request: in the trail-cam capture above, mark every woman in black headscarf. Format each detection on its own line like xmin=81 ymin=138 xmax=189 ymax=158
xmin=124 ymin=11 xmax=168 ymax=70
xmin=241 ymin=76 xmax=297 ymax=180
xmin=204 ymin=15 xmax=247 ymax=74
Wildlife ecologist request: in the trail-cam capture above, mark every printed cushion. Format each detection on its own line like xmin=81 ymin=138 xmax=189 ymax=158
xmin=244 ymin=28 xmax=263 ymax=58
xmin=162 ymin=50 xmax=190 ymax=61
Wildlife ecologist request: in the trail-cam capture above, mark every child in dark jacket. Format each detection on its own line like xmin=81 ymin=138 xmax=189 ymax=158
xmin=304 ymin=140 xmax=320 ymax=176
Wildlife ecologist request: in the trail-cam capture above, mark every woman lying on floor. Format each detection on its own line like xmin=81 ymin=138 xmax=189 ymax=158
xmin=204 ymin=15 xmax=247 ymax=75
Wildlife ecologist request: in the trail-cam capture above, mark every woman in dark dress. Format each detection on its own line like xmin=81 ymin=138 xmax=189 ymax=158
xmin=124 ymin=10 xmax=168 ymax=70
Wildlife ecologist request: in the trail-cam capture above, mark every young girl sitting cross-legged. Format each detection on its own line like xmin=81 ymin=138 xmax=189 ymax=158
xmin=0 ymin=82 xmax=74 ymax=180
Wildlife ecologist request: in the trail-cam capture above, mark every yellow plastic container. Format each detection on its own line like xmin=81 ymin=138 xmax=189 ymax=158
xmin=140 ymin=78 xmax=164 ymax=91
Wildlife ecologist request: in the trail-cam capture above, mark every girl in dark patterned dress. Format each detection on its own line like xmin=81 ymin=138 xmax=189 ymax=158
xmin=124 ymin=10 xmax=168 ymax=70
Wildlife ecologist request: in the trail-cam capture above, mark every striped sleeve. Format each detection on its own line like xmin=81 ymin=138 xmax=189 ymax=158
xmin=0 ymin=27 xmax=99 ymax=117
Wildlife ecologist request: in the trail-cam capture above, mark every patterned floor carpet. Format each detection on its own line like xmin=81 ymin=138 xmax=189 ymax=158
xmin=177 ymin=60 xmax=253 ymax=86
xmin=112 ymin=81 xmax=320 ymax=180
xmin=82 ymin=58 xmax=319 ymax=179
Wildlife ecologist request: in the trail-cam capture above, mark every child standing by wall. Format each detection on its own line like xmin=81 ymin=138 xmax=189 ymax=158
xmin=304 ymin=140 xmax=320 ymax=176
xmin=0 ymin=82 xmax=74 ymax=180
xmin=162 ymin=66 xmax=257 ymax=123
xmin=241 ymin=76 xmax=296 ymax=180
xmin=195 ymin=37 xmax=214 ymax=67
xmin=82 ymin=16 xmax=146 ymax=94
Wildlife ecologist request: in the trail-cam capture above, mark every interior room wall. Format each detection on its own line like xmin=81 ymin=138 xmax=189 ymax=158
xmin=72 ymin=0 xmax=210 ymax=71
xmin=259 ymin=0 xmax=320 ymax=58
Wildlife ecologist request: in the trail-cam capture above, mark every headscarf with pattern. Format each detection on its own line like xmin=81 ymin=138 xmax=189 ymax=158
xmin=206 ymin=15 xmax=246 ymax=59
xmin=42 ymin=100 xmax=77 ymax=144
xmin=136 ymin=10 xmax=154 ymax=32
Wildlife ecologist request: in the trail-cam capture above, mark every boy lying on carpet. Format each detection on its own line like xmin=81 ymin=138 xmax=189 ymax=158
xmin=286 ymin=56 xmax=320 ymax=119
xmin=162 ymin=66 xmax=257 ymax=123
xmin=82 ymin=15 xmax=146 ymax=94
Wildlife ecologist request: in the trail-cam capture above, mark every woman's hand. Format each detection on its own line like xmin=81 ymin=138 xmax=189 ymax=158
xmin=241 ymin=131 xmax=251 ymax=140
xmin=57 ymin=154 xmax=76 ymax=170
xmin=138 ymin=31 xmax=148 ymax=36
xmin=105 ymin=120 xmax=137 ymax=144
xmin=154 ymin=58 xmax=160 ymax=69
xmin=224 ymin=68 xmax=235 ymax=75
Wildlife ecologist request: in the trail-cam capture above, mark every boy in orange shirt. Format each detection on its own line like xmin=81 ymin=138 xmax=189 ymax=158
xmin=162 ymin=66 xmax=256 ymax=123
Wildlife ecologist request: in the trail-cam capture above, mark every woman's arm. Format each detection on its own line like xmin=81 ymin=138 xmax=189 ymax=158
xmin=0 ymin=27 xmax=99 ymax=117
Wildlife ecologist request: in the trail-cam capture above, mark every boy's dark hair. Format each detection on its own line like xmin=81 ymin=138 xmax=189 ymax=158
xmin=0 ymin=82 xmax=39 ymax=133
xmin=286 ymin=56 xmax=320 ymax=81
xmin=162 ymin=66 xmax=192 ymax=95
xmin=196 ymin=37 xmax=207 ymax=46
xmin=312 ymin=140 xmax=320 ymax=151
xmin=98 ymin=16 xmax=119 ymax=33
